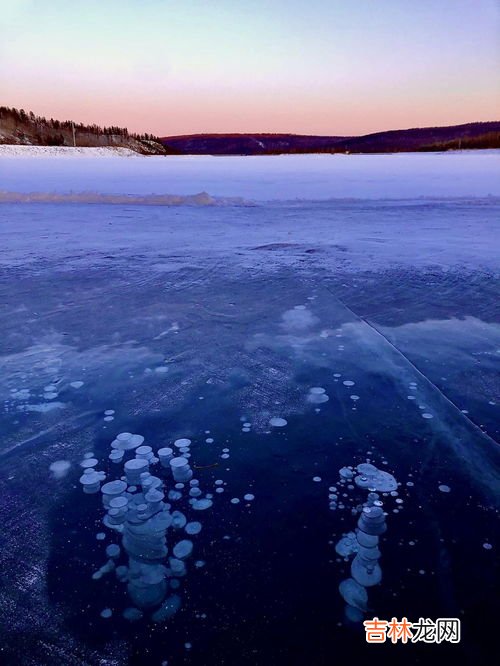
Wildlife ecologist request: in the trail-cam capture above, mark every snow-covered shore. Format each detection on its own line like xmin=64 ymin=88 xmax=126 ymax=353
xmin=0 ymin=144 xmax=141 ymax=158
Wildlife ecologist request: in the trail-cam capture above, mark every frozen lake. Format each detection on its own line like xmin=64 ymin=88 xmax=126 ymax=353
xmin=2 ymin=148 xmax=500 ymax=200
xmin=0 ymin=151 xmax=499 ymax=665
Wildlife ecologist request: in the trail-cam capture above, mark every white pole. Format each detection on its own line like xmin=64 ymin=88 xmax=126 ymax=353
xmin=72 ymin=122 xmax=76 ymax=147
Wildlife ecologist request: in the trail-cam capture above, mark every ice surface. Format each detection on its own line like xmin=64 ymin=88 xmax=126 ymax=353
xmin=1 ymin=150 xmax=499 ymax=201
xmin=2 ymin=150 xmax=500 ymax=664
xmin=269 ymin=417 xmax=287 ymax=427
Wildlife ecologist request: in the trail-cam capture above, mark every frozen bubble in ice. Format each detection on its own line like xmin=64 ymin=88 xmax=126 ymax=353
xmin=171 ymin=511 xmax=187 ymax=529
xmin=281 ymin=307 xmax=318 ymax=330
xmin=351 ymin=555 xmax=382 ymax=587
xmin=355 ymin=463 xmax=397 ymax=492
xmin=221 ymin=453 xmax=230 ymax=459
xmin=170 ymin=456 xmax=189 ymax=468
xmin=483 ymin=543 xmax=493 ymax=550
xmin=101 ymin=479 xmax=127 ymax=496
xmin=96 ymin=532 xmax=106 ymax=541
xmin=106 ymin=544 xmax=121 ymax=558
xmin=358 ymin=545 xmax=381 ymax=560
xmin=155 ymin=366 xmax=168 ymax=373
xmin=116 ymin=433 xmax=144 ymax=450
xmin=109 ymin=450 xmax=124 ymax=461
xmin=145 ymin=488 xmax=165 ymax=505
xmin=174 ymin=438 xmax=191 ymax=449
xmin=185 ymin=521 xmax=202 ymax=535
xmin=70 ymin=381 xmax=84 ymax=389
xmin=244 ymin=494 xmax=255 ymax=501
xmin=80 ymin=458 xmax=98 ymax=469
xmin=422 ymin=413 xmax=434 ymax=419
xmin=104 ymin=409 xmax=115 ymax=416
xmin=313 ymin=476 xmax=322 ymax=483
xmin=169 ymin=558 xmax=186 ymax=576
xmin=269 ymin=417 xmax=287 ymax=427
xmin=123 ymin=607 xmax=143 ymax=622
xmin=151 ymin=595 xmax=181 ymax=623
xmin=438 ymin=484 xmax=451 ymax=493
xmin=206 ymin=437 xmax=214 ymax=443
xmin=335 ymin=532 xmax=359 ymax=558
xmin=192 ymin=498 xmax=213 ymax=511
xmin=307 ymin=392 xmax=329 ymax=404
xmin=100 ymin=608 xmax=113 ymax=619
xmin=109 ymin=496 xmax=128 ymax=509
xmin=350 ymin=395 xmax=359 ymax=401
xmin=356 ymin=531 xmax=379 ymax=548
xmin=136 ymin=445 xmax=153 ymax=457
xmin=216 ymin=487 xmax=224 ymax=494
xmin=49 ymin=460 xmax=71 ymax=479
xmin=339 ymin=578 xmax=368 ymax=611
xmin=343 ymin=380 xmax=355 ymax=387
xmin=357 ymin=517 xmax=387 ymax=536
xmin=124 ymin=459 xmax=149 ymax=483
xmin=339 ymin=467 xmax=354 ymax=480
xmin=309 ymin=387 xmax=326 ymax=395
xmin=189 ymin=487 xmax=202 ymax=497
xmin=215 ymin=480 xmax=224 ymax=486
xmin=345 ymin=604 xmax=365 ymax=623
xmin=80 ymin=470 xmax=101 ymax=486
xmin=115 ymin=565 xmax=128 ymax=582
xmin=173 ymin=540 xmax=193 ymax=559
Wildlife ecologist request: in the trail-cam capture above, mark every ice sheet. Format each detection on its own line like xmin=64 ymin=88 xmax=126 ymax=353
xmin=1 ymin=150 xmax=499 ymax=200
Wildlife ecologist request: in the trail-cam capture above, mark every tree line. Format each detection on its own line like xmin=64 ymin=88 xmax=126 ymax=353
xmin=0 ymin=106 xmax=160 ymax=142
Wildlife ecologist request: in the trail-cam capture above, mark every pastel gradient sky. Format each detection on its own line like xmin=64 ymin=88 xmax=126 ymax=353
xmin=1 ymin=1 xmax=499 ymax=136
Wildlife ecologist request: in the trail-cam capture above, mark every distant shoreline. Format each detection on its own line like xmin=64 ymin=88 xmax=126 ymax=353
xmin=1 ymin=144 xmax=499 ymax=159
xmin=2 ymin=107 xmax=499 ymax=156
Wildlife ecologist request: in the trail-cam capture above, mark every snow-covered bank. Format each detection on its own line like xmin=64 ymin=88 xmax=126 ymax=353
xmin=0 ymin=145 xmax=141 ymax=158
xmin=1 ymin=151 xmax=499 ymax=201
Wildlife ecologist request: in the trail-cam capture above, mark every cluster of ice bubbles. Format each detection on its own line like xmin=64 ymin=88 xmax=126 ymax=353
xmin=78 ymin=433 xmax=216 ymax=623
xmin=307 ymin=386 xmax=329 ymax=405
xmin=330 ymin=462 xmax=398 ymax=623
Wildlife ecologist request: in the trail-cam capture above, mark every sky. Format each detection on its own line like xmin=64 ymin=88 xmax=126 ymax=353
xmin=1 ymin=0 xmax=499 ymax=136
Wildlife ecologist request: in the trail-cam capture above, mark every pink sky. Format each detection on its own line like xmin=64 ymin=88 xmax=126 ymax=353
xmin=2 ymin=1 xmax=499 ymax=136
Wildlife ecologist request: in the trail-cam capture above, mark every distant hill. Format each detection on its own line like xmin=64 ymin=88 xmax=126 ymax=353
xmin=162 ymin=122 xmax=500 ymax=155
xmin=2 ymin=107 xmax=499 ymax=156
xmin=0 ymin=106 xmax=177 ymax=156
xmin=159 ymin=133 xmax=349 ymax=155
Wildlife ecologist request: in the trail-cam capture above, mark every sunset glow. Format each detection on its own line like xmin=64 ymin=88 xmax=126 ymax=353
xmin=1 ymin=0 xmax=499 ymax=135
